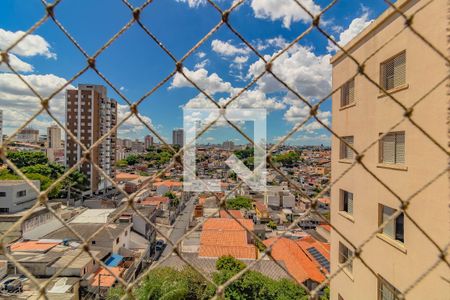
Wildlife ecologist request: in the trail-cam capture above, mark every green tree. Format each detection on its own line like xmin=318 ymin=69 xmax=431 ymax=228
xmin=107 ymin=267 xmax=209 ymax=300
xmin=7 ymin=151 xmax=48 ymax=168
xmin=267 ymin=220 xmax=277 ymax=230
xmin=272 ymin=151 xmax=300 ymax=166
xmin=216 ymin=255 xmax=246 ymax=273
xmin=116 ymin=159 xmax=128 ymax=168
xmin=226 ymin=196 xmax=252 ymax=210
xmin=125 ymin=154 xmax=140 ymax=166
xmin=212 ymin=256 xmax=307 ymax=300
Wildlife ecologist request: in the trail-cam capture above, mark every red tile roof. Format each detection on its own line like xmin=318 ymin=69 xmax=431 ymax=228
xmin=264 ymin=236 xmax=329 ymax=284
xmin=318 ymin=224 xmax=331 ymax=232
xmin=203 ymin=218 xmax=254 ymax=231
xmin=91 ymin=267 xmax=124 ymax=287
xmin=199 ymin=218 xmax=256 ymax=259
xmin=153 ymin=180 xmax=182 ymax=188
xmin=219 ymin=210 xmax=244 ymax=219
xmin=141 ymin=196 xmax=170 ymax=207
xmin=115 ymin=172 xmax=139 ymax=182
xmin=317 ymin=197 xmax=330 ymax=205
xmin=10 ymin=241 xmax=60 ymax=252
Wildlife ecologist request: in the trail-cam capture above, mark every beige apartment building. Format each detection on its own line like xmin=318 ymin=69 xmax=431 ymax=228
xmin=65 ymin=84 xmax=117 ymax=193
xmin=330 ymin=0 xmax=448 ymax=299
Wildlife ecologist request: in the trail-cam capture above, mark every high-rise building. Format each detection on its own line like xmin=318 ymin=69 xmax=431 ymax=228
xmin=16 ymin=127 xmax=39 ymax=143
xmin=222 ymin=140 xmax=234 ymax=151
xmin=47 ymin=125 xmax=61 ymax=150
xmin=144 ymin=135 xmax=154 ymax=149
xmin=172 ymin=129 xmax=184 ymax=147
xmin=65 ymin=84 xmax=117 ymax=193
xmin=0 ymin=110 xmax=3 ymax=145
xmin=330 ymin=1 xmax=447 ymax=299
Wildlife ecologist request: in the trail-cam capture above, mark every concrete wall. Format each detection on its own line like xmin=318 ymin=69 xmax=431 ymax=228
xmin=0 ymin=180 xmax=40 ymax=213
xmin=330 ymin=1 xmax=448 ymax=299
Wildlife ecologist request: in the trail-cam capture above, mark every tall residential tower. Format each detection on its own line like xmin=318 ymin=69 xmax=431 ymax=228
xmin=65 ymin=84 xmax=117 ymax=193
xmin=172 ymin=129 xmax=184 ymax=147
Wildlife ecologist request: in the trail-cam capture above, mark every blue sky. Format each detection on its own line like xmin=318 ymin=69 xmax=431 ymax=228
xmin=0 ymin=0 xmax=388 ymax=145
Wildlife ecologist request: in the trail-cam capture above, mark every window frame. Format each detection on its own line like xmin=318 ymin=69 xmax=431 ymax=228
xmin=379 ymin=131 xmax=405 ymax=165
xmin=340 ymin=190 xmax=354 ymax=215
xmin=16 ymin=190 xmax=27 ymax=198
xmin=378 ymin=275 xmax=400 ymax=300
xmin=340 ymin=78 xmax=355 ymax=107
xmin=380 ymin=51 xmax=406 ymax=91
xmin=379 ymin=204 xmax=404 ymax=243
xmin=338 ymin=242 xmax=353 ymax=273
xmin=340 ymin=136 xmax=354 ymax=160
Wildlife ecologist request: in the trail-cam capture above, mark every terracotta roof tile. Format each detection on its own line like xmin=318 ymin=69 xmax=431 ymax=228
xmin=219 ymin=210 xmax=244 ymax=219
xmin=264 ymin=236 xmax=328 ymax=284
xmin=91 ymin=267 xmax=124 ymax=287
xmin=10 ymin=241 xmax=60 ymax=252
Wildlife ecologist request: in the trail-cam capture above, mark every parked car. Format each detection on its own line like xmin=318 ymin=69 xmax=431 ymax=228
xmin=153 ymin=240 xmax=166 ymax=260
xmin=0 ymin=276 xmax=26 ymax=294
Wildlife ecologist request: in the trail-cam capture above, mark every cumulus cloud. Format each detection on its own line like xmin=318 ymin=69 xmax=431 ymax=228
xmin=170 ymin=67 xmax=233 ymax=95
xmin=0 ymin=28 xmax=56 ymax=59
xmin=194 ymin=59 xmax=209 ymax=70
xmin=250 ymin=0 xmax=320 ymax=28
xmin=196 ymin=51 xmax=206 ymax=59
xmin=117 ymin=104 xmax=154 ymax=138
xmin=0 ymin=73 xmax=71 ymax=135
xmin=0 ymin=53 xmax=33 ymax=72
xmin=211 ymin=39 xmax=250 ymax=57
xmin=248 ymin=44 xmax=332 ymax=100
xmin=175 ymin=0 xmax=206 ymax=8
xmin=327 ymin=12 xmax=373 ymax=52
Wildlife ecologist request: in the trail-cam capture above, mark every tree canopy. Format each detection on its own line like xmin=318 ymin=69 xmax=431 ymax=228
xmin=0 ymin=151 xmax=89 ymax=198
xmin=107 ymin=255 xmax=318 ymax=300
xmin=226 ymin=196 xmax=253 ymax=210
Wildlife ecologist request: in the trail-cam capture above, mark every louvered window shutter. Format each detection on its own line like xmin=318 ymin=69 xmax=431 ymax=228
xmin=395 ymin=132 xmax=405 ymax=164
xmin=382 ymin=133 xmax=395 ymax=164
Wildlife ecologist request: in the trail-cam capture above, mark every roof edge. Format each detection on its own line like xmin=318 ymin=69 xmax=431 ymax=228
xmin=330 ymin=0 xmax=413 ymax=65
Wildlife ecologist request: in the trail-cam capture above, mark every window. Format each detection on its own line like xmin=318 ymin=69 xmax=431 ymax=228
xmin=338 ymin=242 xmax=353 ymax=273
xmin=341 ymin=78 xmax=355 ymax=107
xmin=380 ymin=51 xmax=406 ymax=90
xmin=0 ymin=192 xmax=6 ymax=197
xmin=379 ymin=204 xmax=404 ymax=243
xmin=91 ymin=240 xmax=96 ymax=245
xmin=378 ymin=276 xmax=400 ymax=300
xmin=16 ymin=190 xmax=26 ymax=197
xmin=116 ymin=237 xmax=120 ymax=244
xmin=0 ymin=208 xmax=9 ymax=213
xmin=340 ymin=136 xmax=354 ymax=160
xmin=340 ymin=190 xmax=353 ymax=215
xmin=379 ymin=132 xmax=405 ymax=164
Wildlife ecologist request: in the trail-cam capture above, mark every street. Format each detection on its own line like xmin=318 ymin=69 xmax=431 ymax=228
xmin=161 ymin=196 xmax=196 ymax=257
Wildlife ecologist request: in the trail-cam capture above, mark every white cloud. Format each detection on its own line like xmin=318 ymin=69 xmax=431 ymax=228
xmin=117 ymin=104 xmax=154 ymax=138
xmin=0 ymin=29 xmax=56 ymax=59
xmin=0 ymin=54 xmax=33 ymax=72
xmin=250 ymin=0 xmax=320 ymax=28
xmin=233 ymin=56 xmax=248 ymax=64
xmin=0 ymin=73 xmax=72 ymax=135
xmin=196 ymin=51 xmax=206 ymax=59
xmin=194 ymin=59 xmax=209 ymax=70
xmin=170 ymin=67 xmax=233 ymax=95
xmin=175 ymin=0 xmax=206 ymax=8
xmin=211 ymin=39 xmax=250 ymax=57
xmin=248 ymin=44 xmax=332 ymax=100
xmin=327 ymin=12 xmax=373 ymax=52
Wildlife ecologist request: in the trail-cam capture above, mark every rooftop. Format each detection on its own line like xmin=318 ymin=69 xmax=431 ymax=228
xmin=10 ymin=240 xmax=60 ymax=252
xmin=70 ymin=209 xmax=115 ymax=224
